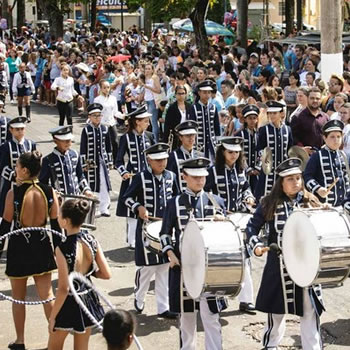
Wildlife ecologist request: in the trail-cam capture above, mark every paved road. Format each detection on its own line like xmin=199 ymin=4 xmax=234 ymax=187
xmin=0 ymin=102 xmax=350 ymax=349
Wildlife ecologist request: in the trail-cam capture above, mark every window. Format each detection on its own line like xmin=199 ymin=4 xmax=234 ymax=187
xmin=279 ymin=1 xmax=285 ymax=16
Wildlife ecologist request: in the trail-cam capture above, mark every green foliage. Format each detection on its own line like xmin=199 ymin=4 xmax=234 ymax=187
xmin=207 ymin=0 xmax=231 ymax=24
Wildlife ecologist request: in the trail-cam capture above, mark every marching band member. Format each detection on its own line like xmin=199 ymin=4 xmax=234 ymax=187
xmin=122 ymin=143 xmax=179 ymax=319
xmin=40 ymin=126 xmax=92 ymax=197
xmin=1 ymin=151 xmax=59 ymax=350
xmin=246 ymin=158 xmax=324 ymax=350
xmin=12 ymin=63 xmax=35 ymax=122
xmin=116 ymin=105 xmax=154 ymax=249
xmin=48 ymin=198 xmax=111 ymax=350
xmin=160 ymin=157 xmax=227 ymax=350
xmin=235 ymin=104 xmax=260 ymax=193
xmin=0 ymin=106 xmax=11 ymax=145
xmin=204 ymin=137 xmax=256 ymax=314
xmin=304 ymin=119 xmax=350 ymax=207
xmin=167 ymin=120 xmax=201 ymax=192
xmin=189 ymin=80 xmax=220 ymax=162
xmin=255 ymin=100 xmax=293 ymax=202
xmin=0 ymin=117 xmax=36 ymax=216
xmin=80 ymin=103 xmax=113 ymax=217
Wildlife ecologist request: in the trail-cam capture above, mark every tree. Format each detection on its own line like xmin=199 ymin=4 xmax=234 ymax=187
xmin=189 ymin=0 xmax=210 ymax=59
xmin=285 ymin=0 xmax=295 ymax=36
xmin=17 ymin=0 xmax=25 ymax=28
xmin=207 ymin=0 xmax=230 ymax=25
xmin=237 ymin=0 xmax=248 ymax=48
xmin=91 ymin=0 xmax=97 ymax=32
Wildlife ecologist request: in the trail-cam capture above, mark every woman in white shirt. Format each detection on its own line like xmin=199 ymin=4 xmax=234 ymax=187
xmin=51 ymin=64 xmax=78 ymax=126
xmin=94 ymin=80 xmax=122 ymax=160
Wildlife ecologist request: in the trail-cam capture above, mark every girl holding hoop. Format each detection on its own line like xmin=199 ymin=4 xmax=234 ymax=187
xmin=1 ymin=151 xmax=60 ymax=350
xmin=48 ymin=198 xmax=111 ymax=350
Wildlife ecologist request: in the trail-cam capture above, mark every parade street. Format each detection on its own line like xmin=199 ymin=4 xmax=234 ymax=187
xmin=0 ymin=103 xmax=349 ymax=350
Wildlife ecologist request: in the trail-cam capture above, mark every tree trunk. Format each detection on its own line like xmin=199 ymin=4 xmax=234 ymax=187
xmin=17 ymin=0 xmax=25 ymax=28
xmin=91 ymin=0 xmax=97 ymax=32
xmin=1 ymin=0 xmax=10 ymax=29
xmin=321 ymin=0 xmax=343 ymax=82
xmin=285 ymin=0 xmax=295 ymax=36
xmin=36 ymin=0 xmax=64 ymax=38
xmin=189 ymin=0 xmax=210 ymax=60
xmin=296 ymin=0 xmax=303 ymax=31
xmin=237 ymin=0 xmax=248 ymax=48
xmin=143 ymin=3 xmax=152 ymax=39
xmin=36 ymin=0 xmax=43 ymax=20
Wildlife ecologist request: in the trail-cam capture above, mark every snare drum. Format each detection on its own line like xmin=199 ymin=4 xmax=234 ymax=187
xmin=283 ymin=209 xmax=350 ymax=287
xmin=181 ymin=219 xmax=244 ymax=299
xmin=61 ymin=194 xmax=99 ymax=230
xmin=144 ymin=221 xmax=163 ymax=254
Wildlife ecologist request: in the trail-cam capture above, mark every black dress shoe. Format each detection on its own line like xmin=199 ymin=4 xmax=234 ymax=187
xmin=134 ymin=299 xmax=144 ymax=313
xmin=8 ymin=343 xmax=26 ymax=350
xmin=157 ymin=310 xmax=178 ymax=319
xmin=239 ymin=302 xmax=256 ymax=314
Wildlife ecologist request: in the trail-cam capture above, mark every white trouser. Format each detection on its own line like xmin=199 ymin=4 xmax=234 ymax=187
xmin=134 ymin=264 xmax=169 ymax=314
xmin=238 ymin=258 xmax=254 ymax=304
xmin=262 ymin=288 xmax=322 ymax=350
xmin=180 ymin=297 xmax=222 ymax=350
xmin=98 ymin=165 xmax=110 ymax=213
xmin=127 ymin=217 xmax=137 ymax=247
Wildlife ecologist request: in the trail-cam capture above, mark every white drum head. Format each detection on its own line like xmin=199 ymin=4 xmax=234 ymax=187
xmin=283 ymin=211 xmax=320 ymax=287
xmin=146 ymin=221 xmax=163 ymax=238
xmin=181 ymin=220 xmax=206 ymax=299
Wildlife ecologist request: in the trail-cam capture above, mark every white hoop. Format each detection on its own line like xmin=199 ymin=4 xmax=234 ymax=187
xmin=68 ymin=272 xmax=144 ymax=350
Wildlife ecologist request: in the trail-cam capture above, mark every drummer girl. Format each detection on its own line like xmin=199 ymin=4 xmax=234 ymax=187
xmin=116 ymin=105 xmax=154 ymax=248
xmin=48 ymin=198 xmax=111 ymax=350
xmin=205 ymin=136 xmax=256 ymax=314
xmin=246 ymin=158 xmax=324 ymax=350
xmin=304 ymin=119 xmax=350 ymax=207
xmin=0 ymin=151 xmax=60 ymax=350
xmin=255 ymin=100 xmax=293 ymax=202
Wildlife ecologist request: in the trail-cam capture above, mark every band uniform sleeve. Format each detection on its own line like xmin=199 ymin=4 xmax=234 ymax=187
xmin=39 ymin=156 xmax=51 ymax=185
xmin=0 ymin=144 xmax=14 ymax=182
xmin=104 ymin=126 xmax=114 ymax=166
xmin=115 ymin=134 xmax=128 ymax=176
xmin=160 ymin=197 xmax=176 ymax=254
xmin=76 ymin=153 xmax=91 ymax=193
xmin=79 ymin=127 xmax=88 ymax=170
xmin=245 ymin=204 xmax=265 ymax=257
xmin=213 ymin=107 xmax=221 ymax=137
xmin=122 ymin=173 xmax=143 ymax=215
xmin=303 ymin=152 xmax=322 ymax=194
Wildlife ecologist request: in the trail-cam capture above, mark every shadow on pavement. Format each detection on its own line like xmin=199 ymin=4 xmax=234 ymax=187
xmin=132 ymin=313 xmax=177 ymax=336
xmin=104 ymin=247 xmax=135 ymax=264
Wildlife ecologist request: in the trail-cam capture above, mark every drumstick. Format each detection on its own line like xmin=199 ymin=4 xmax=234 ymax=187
xmin=326 ymin=178 xmax=339 ymax=194
xmin=147 ymin=216 xmax=162 ymax=221
xmin=260 ymin=243 xmax=281 ymax=255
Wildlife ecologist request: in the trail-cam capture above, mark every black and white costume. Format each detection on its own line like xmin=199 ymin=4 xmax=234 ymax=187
xmin=0 ymin=117 xmax=35 ymax=216
xmin=246 ymin=159 xmax=324 ymax=350
xmin=160 ymin=158 xmax=227 ymax=350
xmin=40 ymin=127 xmax=90 ymax=196
xmin=189 ymin=81 xmax=220 ymax=162
xmin=115 ymin=106 xmax=154 ymax=247
xmin=80 ymin=103 xmax=113 ymax=215
xmin=123 ymin=144 xmax=179 ymax=315
xmin=12 ymin=70 xmax=35 ymax=97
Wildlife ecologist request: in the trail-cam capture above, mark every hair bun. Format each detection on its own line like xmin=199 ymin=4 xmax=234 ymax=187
xmin=32 ymin=150 xmax=42 ymax=161
xmin=78 ymin=199 xmax=90 ymax=212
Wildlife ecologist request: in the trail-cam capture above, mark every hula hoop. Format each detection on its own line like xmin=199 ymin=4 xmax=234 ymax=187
xmin=69 ymin=272 xmax=144 ymax=350
xmin=0 ymin=227 xmax=65 ymax=305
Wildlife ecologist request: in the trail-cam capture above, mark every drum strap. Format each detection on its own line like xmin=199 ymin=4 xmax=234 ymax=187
xmin=180 ymin=193 xmax=193 ymax=216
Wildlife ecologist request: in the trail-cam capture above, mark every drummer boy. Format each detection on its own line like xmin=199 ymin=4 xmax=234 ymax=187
xmin=40 ymin=126 xmax=93 ymax=197
xmin=304 ymin=119 xmax=350 ymax=207
xmin=122 ymin=143 xmax=179 ymax=319
xmin=160 ymin=157 xmax=227 ymax=350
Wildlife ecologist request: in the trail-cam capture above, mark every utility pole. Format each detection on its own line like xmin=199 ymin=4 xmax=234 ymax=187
xmin=320 ymin=0 xmax=343 ymax=82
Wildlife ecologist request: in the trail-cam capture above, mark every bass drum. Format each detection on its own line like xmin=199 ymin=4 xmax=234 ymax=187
xmin=181 ymin=219 xmax=244 ymax=299
xmin=228 ymin=212 xmax=253 ymax=238
xmin=283 ymin=209 xmax=350 ymax=287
